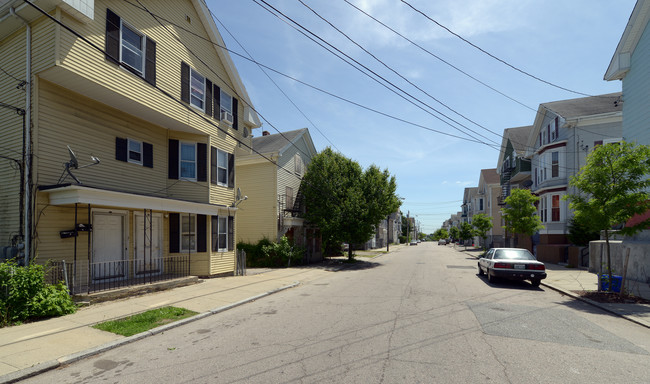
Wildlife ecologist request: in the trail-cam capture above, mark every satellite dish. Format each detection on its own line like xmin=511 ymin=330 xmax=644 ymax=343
xmin=58 ymin=145 xmax=101 ymax=184
xmin=522 ymin=180 xmax=534 ymax=188
xmin=67 ymin=145 xmax=79 ymax=169
xmin=243 ymin=127 xmax=249 ymax=138
xmin=236 ymin=187 xmax=242 ymax=201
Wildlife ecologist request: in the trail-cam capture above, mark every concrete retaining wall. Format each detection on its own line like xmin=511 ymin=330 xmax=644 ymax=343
xmin=589 ymin=240 xmax=650 ymax=284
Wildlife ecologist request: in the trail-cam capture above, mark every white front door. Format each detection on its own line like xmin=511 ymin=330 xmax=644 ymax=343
xmin=134 ymin=212 xmax=162 ymax=275
xmin=92 ymin=211 xmax=127 ymax=281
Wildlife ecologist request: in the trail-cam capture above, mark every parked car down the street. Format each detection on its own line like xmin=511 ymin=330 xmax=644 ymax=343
xmin=478 ymin=248 xmax=546 ymax=287
xmin=438 ymin=239 xmax=446 ymax=245
xmin=410 ymin=240 xmax=417 ymax=246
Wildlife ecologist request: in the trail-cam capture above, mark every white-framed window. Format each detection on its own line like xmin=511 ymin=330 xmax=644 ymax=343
xmin=217 ymin=149 xmax=228 ymax=186
xmin=120 ymin=22 xmax=145 ymax=74
xmin=180 ymin=142 xmax=197 ymax=180
xmin=552 ymin=194 xmax=561 ymax=222
xmin=551 ymin=151 xmax=559 ymax=178
xmin=190 ymin=68 xmax=205 ymax=110
xmin=128 ymin=138 xmax=142 ymax=164
xmin=211 ymin=216 xmax=227 ymax=252
xmin=181 ymin=214 xmax=196 ymax=252
xmin=220 ymin=89 xmax=233 ymax=114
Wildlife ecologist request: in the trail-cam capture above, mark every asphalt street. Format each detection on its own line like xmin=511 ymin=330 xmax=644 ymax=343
xmin=23 ymin=243 xmax=650 ymax=383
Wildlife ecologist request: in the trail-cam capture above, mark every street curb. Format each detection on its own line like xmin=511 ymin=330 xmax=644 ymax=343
xmin=0 ymin=282 xmax=300 ymax=384
xmin=452 ymin=247 xmax=650 ymax=329
xmin=540 ymin=281 xmax=650 ymax=329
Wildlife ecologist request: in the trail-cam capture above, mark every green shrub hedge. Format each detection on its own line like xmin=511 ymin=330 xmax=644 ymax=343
xmin=0 ymin=261 xmax=76 ymax=327
xmin=238 ymin=237 xmax=305 ymax=268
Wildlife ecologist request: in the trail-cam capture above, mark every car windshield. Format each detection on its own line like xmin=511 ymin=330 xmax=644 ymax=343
xmin=493 ymin=249 xmax=536 ymax=260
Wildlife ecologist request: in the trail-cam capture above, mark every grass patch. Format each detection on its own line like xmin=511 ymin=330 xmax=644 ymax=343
xmin=93 ymin=306 xmax=198 ymax=336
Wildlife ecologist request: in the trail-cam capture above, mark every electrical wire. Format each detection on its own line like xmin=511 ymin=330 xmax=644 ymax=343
xmin=204 ymin=2 xmax=342 ymax=153
xmin=399 ymin=0 xmax=595 ymax=97
xmin=120 ymin=0 xmax=494 ymax=146
xmin=297 ymin=0 xmax=501 ymax=145
xmin=253 ymin=0 xmax=500 ymax=149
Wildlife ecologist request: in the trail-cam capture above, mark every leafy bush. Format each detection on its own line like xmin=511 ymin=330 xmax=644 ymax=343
xmin=238 ymin=237 xmax=304 ymax=268
xmin=567 ymin=217 xmax=600 ymax=246
xmin=0 ymin=261 xmax=76 ymax=327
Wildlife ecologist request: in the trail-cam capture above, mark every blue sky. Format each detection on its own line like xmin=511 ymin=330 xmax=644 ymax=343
xmin=206 ymin=0 xmax=635 ymax=234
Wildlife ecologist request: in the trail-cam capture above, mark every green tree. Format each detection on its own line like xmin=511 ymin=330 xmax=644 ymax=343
xmin=472 ymin=213 xmax=493 ymax=250
xmin=502 ymin=189 xmax=544 ymax=246
xmin=433 ymin=228 xmax=449 ymax=241
xmin=566 ymin=142 xmax=650 ymax=290
xmin=449 ymin=226 xmax=459 ymax=243
xmin=302 ymin=148 xmax=401 ymax=260
xmin=459 ymin=222 xmax=474 ymax=249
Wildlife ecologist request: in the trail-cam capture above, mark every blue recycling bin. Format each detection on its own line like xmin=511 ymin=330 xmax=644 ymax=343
xmin=600 ymin=274 xmax=622 ymax=293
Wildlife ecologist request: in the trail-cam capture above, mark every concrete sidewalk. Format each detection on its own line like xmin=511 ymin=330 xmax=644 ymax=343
xmin=457 ymin=247 xmax=650 ymax=329
xmin=0 ymin=267 xmax=332 ymax=383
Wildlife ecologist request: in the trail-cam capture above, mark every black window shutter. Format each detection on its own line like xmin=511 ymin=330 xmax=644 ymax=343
xmin=180 ymin=62 xmax=190 ymax=103
xmin=105 ymin=9 xmax=120 ymax=64
xmin=197 ymin=143 xmax=207 ymax=182
xmin=197 ymin=214 xmax=207 ymax=253
xmin=144 ymin=37 xmax=156 ymax=86
xmin=168 ymin=139 xmax=179 ymax=179
xmin=213 ymin=85 xmax=221 ymax=119
xmin=228 ymin=152 xmax=235 ymax=188
xmin=143 ymin=142 xmax=153 ymax=168
xmin=115 ymin=137 xmax=127 ymax=162
xmin=228 ymin=216 xmax=234 ymax=251
xmin=232 ymin=97 xmax=239 ymax=130
xmin=210 ymin=146 xmax=217 ymax=184
xmin=205 ymin=79 xmax=213 ymax=117
xmin=169 ymin=213 xmax=179 ymax=253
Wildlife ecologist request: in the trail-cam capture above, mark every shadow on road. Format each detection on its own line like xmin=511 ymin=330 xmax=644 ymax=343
xmin=475 ymin=273 xmax=544 ymax=291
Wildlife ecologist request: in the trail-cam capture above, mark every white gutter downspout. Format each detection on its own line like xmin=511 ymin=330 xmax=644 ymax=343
xmin=11 ymin=6 xmax=31 ymax=266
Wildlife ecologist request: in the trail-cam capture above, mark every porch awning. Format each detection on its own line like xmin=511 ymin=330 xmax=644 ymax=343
xmin=43 ymin=185 xmax=235 ymax=215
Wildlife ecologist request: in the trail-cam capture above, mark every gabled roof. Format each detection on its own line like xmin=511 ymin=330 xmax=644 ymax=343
xmin=540 ymin=93 xmax=622 ymax=119
xmin=526 ymin=93 xmax=622 ymax=151
xmin=605 ymin=0 xmax=650 ymax=81
xmin=252 ymin=128 xmax=317 ymax=158
xmin=496 ymin=126 xmax=533 ymax=173
xmin=479 ymin=168 xmax=499 ymax=186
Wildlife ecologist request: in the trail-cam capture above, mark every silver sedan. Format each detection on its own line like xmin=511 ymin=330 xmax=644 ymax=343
xmin=478 ymin=248 xmax=546 ymax=287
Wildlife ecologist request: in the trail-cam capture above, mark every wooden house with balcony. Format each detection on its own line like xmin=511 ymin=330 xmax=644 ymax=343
xmin=235 ymin=129 xmax=322 ymax=263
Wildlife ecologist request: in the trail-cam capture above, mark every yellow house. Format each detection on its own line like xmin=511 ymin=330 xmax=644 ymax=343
xmin=0 ymin=0 xmax=260 ymax=293
xmin=236 ymin=129 xmax=322 ymax=263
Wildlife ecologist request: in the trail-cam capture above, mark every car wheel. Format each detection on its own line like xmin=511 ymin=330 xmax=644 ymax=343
xmin=478 ymin=263 xmax=484 ymax=276
xmin=531 ymin=279 xmax=541 ymax=287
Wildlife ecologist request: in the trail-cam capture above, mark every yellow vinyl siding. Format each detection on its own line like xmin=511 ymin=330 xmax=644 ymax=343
xmin=236 ymin=161 xmax=278 ymax=244
xmin=33 ymin=195 xmax=91 ymax=265
xmin=277 ymin=144 xmax=306 ymax=202
xmin=36 ymin=81 xmax=172 ymax=195
xmin=55 ymin=0 xmax=241 ymax=149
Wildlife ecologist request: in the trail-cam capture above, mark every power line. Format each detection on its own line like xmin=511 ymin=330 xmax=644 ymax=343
xmin=342 ymin=0 xmax=537 ymax=115
xmin=121 ymin=0 xmax=497 ymax=147
xmin=297 ymin=0 xmax=501 ymax=145
xmin=399 ymin=0 xmax=594 ymax=97
xmin=205 ymin=4 xmax=342 ymax=153
xmin=253 ymin=0 xmax=499 ymax=149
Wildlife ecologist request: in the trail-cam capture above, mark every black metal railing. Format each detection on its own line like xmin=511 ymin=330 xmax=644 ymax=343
xmin=46 ymin=255 xmax=191 ymax=294
xmin=88 ymin=255 xmax=190 ymax=293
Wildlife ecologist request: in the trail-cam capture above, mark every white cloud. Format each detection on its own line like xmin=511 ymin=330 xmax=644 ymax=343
xmin=333 ymin=0 xmax=533 ymax=49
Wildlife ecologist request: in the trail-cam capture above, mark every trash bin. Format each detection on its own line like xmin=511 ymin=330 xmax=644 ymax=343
xmin=600 ymin=274 xmax=622 ymax=293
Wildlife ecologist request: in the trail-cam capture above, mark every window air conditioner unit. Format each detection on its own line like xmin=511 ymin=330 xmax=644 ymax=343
xmin=221 ymin=111 xmax=233 ymax=124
